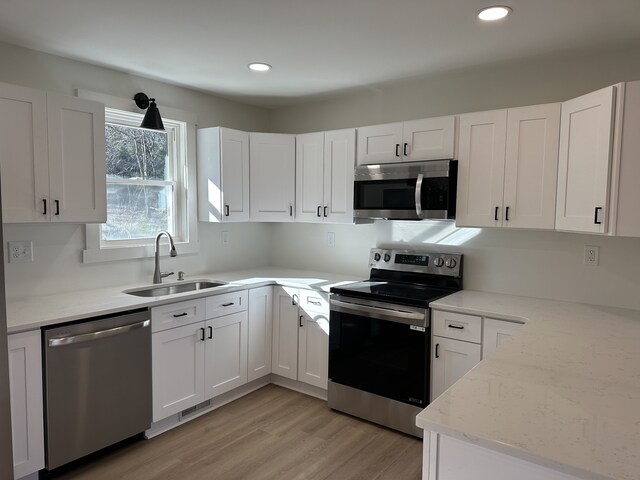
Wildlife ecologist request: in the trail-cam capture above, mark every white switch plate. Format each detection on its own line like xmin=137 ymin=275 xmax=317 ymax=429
xmin=8 ymin=241 xmax=33 ymax=263
xmin=222 ymin=231 xmax=230 ymax=245
xmin=327 ymin=232 xmax=336 ymax=248
xmin=584 ymin=245 xmax=599 ymax=266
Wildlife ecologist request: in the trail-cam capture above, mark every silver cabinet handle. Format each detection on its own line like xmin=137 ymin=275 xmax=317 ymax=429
xmin=415 ymin=173 xmax=424 ymax=219
xmin=48 ymin=319 xmax=150 ymax=347
xmin=308 ymin=299 xmax=322 ymax=306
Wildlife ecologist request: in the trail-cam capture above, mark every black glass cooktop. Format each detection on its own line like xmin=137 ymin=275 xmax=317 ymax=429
xmin=330 ymin=280 xmax=456 ymax=308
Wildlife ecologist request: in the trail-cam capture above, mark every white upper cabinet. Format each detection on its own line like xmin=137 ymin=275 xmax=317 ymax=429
xmin=456 ymin=104 xmax=560 ymax=229
xmin=356 ymin=116 xmax=455 ymax=165
xmin=0 ymin=82 xmax=106 ymax=223
xmin=47 ymin=93 xmax=106 ymax=223
xmin=197 ymin=127 xmax=250 ymax=222
xmin=555 ymin=85 xmax=616 ymax=233
xmin=249 ymin=132 xmax=296 ymax=222
xmin=296 ymin=129 xmax=355 ymax=224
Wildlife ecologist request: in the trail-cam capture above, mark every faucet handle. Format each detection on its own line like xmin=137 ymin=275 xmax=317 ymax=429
xmin=178 ymin=271 xmax=185 ymax=281
xmin=161 ymin=271 xmax=174 ymax=279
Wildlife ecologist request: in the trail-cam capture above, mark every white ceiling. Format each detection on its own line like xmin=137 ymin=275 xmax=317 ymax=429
xmin=1 ymin=0 xmax=640 ymax=107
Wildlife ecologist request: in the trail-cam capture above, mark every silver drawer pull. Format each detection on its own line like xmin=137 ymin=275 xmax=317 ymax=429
xmin=48 ymin=320 xmax=150 ymax=347
xmin=447 ymin=324 xmax=464 ymax=330
xmin=308 ymin=300 xmax=322 ymax=306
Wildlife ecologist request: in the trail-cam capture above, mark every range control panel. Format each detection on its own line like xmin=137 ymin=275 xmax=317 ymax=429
xmin=368 ymin=248 xmax=462 ymax=277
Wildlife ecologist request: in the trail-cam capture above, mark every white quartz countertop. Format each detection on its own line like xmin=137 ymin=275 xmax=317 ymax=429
xmin=417 ymin=290 xmax=640 ymax=480
xmin=6 ymin=268 xmax=358 ymax=333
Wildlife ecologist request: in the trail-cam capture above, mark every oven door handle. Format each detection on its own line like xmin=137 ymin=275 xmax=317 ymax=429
xmin=331 ymin=299 xmax=426 ymax=326
xmin=415 ymin=173 xmax=424 ymax=219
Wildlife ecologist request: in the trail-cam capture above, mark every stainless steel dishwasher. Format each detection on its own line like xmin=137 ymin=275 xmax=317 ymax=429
xmin=43 ymin=308 xmax=151 ymax=470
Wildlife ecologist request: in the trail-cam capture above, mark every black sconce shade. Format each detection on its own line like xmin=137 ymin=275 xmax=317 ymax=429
xmin=133 ymin=92 xmax=165 ymax=131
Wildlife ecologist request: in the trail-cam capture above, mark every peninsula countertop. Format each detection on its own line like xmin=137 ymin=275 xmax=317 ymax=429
xmin=417 ymin=290 xmax=640 ymax=480
xmin=6 ymin=268 xmax=358 ymax=333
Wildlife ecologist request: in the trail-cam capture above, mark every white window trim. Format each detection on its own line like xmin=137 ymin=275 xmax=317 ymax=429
xmin=79 ymin=89 xmax=199 ymax=263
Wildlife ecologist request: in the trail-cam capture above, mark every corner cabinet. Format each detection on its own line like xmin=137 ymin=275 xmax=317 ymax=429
xmin=0 ymin=82 xmax=106 ymax=224
xmin=295 ymin=129 xmax=355 ymax=224
xmin=555 ymin=85 xmax=617 ymax=234
xmin=8 ymin=330 xmax=45 ymax=479
xmin=456 ymin=104 xmax=560 ymax=229
xmin=248 ymin=286 xmax=273 ymax=382
xmin=197 ymin=127 xmax=250 ymax=222
xmin=249 ymin=132 xmax=296 ymax=222
xmin=356 ymin=116 xmax=455 ymax=165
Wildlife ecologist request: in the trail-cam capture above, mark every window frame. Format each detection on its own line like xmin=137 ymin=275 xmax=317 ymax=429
xmin=80 ymin=90 xmax=198 ymax=263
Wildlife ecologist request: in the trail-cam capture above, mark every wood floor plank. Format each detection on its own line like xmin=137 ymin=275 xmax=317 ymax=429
xmin=53 ymin=385 xmax=422 ymax=480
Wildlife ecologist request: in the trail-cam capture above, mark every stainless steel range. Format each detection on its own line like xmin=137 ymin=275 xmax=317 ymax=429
xmin=328 ymin=248 xmax=463 ymax=437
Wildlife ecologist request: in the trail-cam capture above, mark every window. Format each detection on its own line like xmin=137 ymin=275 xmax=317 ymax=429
xmin=82 ymin=90 xmax=198 ymax=263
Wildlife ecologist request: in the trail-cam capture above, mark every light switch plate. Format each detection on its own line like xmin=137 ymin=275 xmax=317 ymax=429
xmin=9 ymin=241 xmax=33 ymax=263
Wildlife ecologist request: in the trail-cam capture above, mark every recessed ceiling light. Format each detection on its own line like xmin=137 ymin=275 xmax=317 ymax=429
xmin=477 ymin=6 xmax=512 ymax=21
xmin=248 ymin=63 xmax=272 ymax=72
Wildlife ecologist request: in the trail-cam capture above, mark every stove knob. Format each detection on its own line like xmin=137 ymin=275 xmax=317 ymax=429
xmin=383 ymin=253 xmax=391 ymax=262
xmin=445 ymin=258 xmax=457 ymax=269
xmin=433 ymin=257 xmax=445 ymax=268
xmin=374 ymin=253 xmax=381 ymax=261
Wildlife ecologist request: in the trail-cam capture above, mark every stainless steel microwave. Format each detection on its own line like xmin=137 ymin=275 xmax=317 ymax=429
xmin=353 ymin=160 xmax=457 ymax=220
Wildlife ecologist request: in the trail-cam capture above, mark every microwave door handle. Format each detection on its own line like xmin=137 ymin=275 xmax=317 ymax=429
xmin=415 ymin=173 xmax=424 ymax=219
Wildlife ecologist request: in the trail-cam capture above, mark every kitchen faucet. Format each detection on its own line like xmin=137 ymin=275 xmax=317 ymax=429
xmin=153 ymin=231 xmax=177 ymax=284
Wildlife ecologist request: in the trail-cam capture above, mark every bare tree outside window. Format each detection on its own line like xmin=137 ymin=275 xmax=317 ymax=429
xmin=103 ymin=123 xmax=175 ymax=241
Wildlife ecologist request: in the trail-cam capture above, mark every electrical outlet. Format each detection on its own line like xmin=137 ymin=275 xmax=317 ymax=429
xmin=8 ymin=241 xmax=33 ymax=264
xmin=327 ymin=232 xmax=336 ymax=248
xmin=222 ymin=231 xmax=230 ymax=245
xmin=584 ymin=245 xmax=599 ymax=266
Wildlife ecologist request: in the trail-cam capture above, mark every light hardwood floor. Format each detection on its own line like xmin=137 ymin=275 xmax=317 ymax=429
xmin=53 ymin=385 xmax=423 ymax=480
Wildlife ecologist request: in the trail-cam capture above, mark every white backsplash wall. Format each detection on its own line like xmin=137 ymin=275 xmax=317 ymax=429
xmin=3 ymin=222 xmax=274 ymax=299
xmin=271 ymin=222 xmax=640 ymax=311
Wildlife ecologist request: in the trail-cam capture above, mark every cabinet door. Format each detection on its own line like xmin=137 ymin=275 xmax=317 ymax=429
xmin=298 ymin=307 xmax=329 ymax=389
xmin=152 ymin=323 xmax=205 ymax=422
xmin=323 ymin=129 xmax=355 ymax=224
xmin=402 ymin=116 xmax=455 ymax=162
xmin=8 ymin=330 xmax=44 ymax=479
xmin=205 ymin=312 xmax=248 ymax=398
xmin=271 ymin=286 xmax=299 ymax=380
xmin=482 ymin=318 xmax=523 ymax=360
xmin=221 ymin=127 xmax=250 ymax=222
xmin=456 ymin=110 xmax=507 ymax=227
xmin=556 ymin=85 xmax=616 ymax=233
xmin=0 ymin=82 xmax=49 ymax=223
xmin=249 ymin=132 xmax=295 ymax=222
xmin=47 ymin=94 xmax=106 ymax=223
xmin=356 ymin=122 xmax=403 ymax=165
xmin=431 ymin=336 xmax=481 ymax=402
xmin=248 ymin=287 xmax=273 ymax=382
xmin=503 ymin=104 xmax=561 ymax=230
xmin=295 ymin=132 xmax=325 ymax=223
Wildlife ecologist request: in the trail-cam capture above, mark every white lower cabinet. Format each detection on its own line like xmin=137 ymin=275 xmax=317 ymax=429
xmin=431 ymin=336 xmax=481 ymax=401
xmin=8 ymin=330 xmax=44 ymax=479
xmin=248 ymin=286 xmax=273 ymax=382
xmin=272 ymin=286 xmax=329 ymax=389
xmin=424 ymin=432 xmax=584 ymax=480
xmin=151 ymin=291 xmax=249 ymax=423
xmin=482 ymin=318 xmax=523 ymax=360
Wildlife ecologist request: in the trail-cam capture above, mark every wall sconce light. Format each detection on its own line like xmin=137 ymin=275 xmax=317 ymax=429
xmin=133 ymin=92 xmax=165 ymax=131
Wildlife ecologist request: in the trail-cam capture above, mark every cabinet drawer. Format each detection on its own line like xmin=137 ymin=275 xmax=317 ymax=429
xmin=299 ymin=290 xmax=329 ymax=314
xmin=432 ymin=310 xmax=482 ymax=343
xmin=206 ymin=290 xmax=248 ymax=318
xmin=151 ymin=299 xmax=206 ymax=333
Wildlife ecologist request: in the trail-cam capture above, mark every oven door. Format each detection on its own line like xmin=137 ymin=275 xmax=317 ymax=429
xmin=329 ymin=295 xmax=430 ymax=407
xmin=353 ymin=160 xmax=457 ymax=220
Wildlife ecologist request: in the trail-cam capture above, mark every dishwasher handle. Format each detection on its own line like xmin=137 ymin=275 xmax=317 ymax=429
xmin=48 ymin=319 xmax=150 ymax=347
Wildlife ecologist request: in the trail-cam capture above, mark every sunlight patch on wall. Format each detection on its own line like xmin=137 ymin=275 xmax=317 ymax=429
xmin=389 ymin=221 xmax=481 ymax=246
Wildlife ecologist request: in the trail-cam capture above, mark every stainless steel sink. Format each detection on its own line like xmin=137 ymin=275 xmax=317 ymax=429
xmin=123 ymin=280 xmax=227 ymax=297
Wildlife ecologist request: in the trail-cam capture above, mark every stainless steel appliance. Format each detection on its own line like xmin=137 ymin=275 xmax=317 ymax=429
xmin=353 ymin=160 xmax=457 ymax=220
xmin=329 ymin=248 xmax=463 ymax=437
xmin=43 ymin=308 xmax=152 ymax=471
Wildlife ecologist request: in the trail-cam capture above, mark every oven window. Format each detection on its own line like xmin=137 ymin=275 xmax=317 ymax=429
xmin=354 ymin=177 xmax=454 ymax=212
xmin=329 ymin=310 xmax=429 ymax=407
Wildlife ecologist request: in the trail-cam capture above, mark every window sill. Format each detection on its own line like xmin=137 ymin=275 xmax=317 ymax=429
xmin=82 ymin=240 xmax=199 ymax=264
